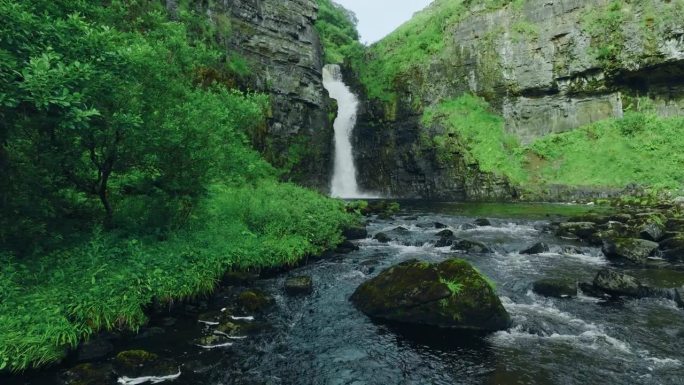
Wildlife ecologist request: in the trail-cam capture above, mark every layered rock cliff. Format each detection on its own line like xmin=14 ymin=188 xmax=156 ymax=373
xmin=350 ymin=0 xmax=684 ymax=200
xmin=184 ymin=0 xmax=334 ymax=190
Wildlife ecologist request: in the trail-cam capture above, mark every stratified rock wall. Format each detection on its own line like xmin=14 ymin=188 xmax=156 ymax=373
xmin=204 ymin=0 xmax=334 ymax=190
xmin=352 ymin=0 xmax=684 ymax=199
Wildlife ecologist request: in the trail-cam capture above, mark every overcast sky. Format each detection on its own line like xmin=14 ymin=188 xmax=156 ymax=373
xmin=333 ymin=0 xmax=434 ymax=44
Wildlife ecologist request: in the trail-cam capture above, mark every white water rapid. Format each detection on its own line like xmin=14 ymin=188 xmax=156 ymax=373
xmin=322 ymin=64 xmax=375 ymax=199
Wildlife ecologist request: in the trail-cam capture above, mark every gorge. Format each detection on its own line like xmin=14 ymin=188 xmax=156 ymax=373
xmin=1 ymin=1 xmax=684 ymax=384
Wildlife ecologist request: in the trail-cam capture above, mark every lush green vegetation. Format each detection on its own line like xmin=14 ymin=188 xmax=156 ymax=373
xmin=421 ymin=94 xmax=684 ymax=191
xmin=353 ymin=0 xmax=524 ymax=104
xmin=422 ymin=94 xmax=527 ymax=184
xmin=315 ymin=0 xmax=364 ymax=64
xmin=0 ymin=0 xmax=355 ymax=371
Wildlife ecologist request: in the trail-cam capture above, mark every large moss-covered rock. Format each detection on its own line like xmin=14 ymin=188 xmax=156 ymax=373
xmin=113 ymin=350 xmax=178 ymax=379
xmin=602 ymin=238 xmax=659 ymax=264
xmin=350 ymin=259 xmax=510 ymax=332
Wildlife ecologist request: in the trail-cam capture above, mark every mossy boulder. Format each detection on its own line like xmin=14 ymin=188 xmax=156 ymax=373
xmin=593 ymin=270 xmax=642 ymax=297
xmin=350 ymin=259 xmax=510 ymax=332
xmin=602 ymin=237 xmax=659 ymax=264
xmin=113 ymin=350 xmax=177 ymax=379
xmin=284 ymin=276 xmax=313 ymax=295
xmin=451 ymin=239 xmax=492 ymax=253
xmin=533 ymin=279 xmax=577 ymax=298
xmin=237 ymin=289 xmax=274 ymax=313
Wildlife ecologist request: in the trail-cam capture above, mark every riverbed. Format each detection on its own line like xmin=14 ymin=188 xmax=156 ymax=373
xmin=6 ymin=202 xmax=684 ymax=385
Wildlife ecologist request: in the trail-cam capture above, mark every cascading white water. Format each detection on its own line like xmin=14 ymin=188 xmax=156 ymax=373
xmin=322 ymin=64 xmax=374 ymax=198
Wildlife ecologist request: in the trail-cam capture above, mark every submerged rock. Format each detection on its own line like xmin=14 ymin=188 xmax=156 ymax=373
xmin=451 ymin=239 xmax=492 ymax=253
xmin=436 ymin=229 xmax=454 ymax=238
xmin=350 ymin=259 xmax=510 ymax=332
xmin=602 ymin=238 xmax=659 ymax=264
xmin=373 ymin=232 xmax=391 ymax=243
xmin=533 ymin=279 xmax=577 ymax=298
xmin=284 ymin=276 xmax=313 ymax=295
xmin=237 ymin=289 xmax=274 ymax=313
xmin=435 ymin=236 xmax=455 ymax=248
xmin=520 ymin=242 xmax=549 ymax=255
xmin=434 ymin=222 xmax=448 ymax=229
xmin=343 ymin=225 xmax=368 ymax=240
xmin=74 ymin=337 xmax=113 ymax=363
xmin=62 ymin=363 xmax=114 ymax=385
xmin=113 ymin=350 xmax=177 ymax=379
xmin=335 ymin=240 xmax=360 ymax=253
xmin=593 ymin=270 xmax=642 ymax=297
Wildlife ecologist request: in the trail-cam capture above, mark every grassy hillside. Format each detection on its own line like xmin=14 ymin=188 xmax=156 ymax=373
xmin=0 ymin=0 xmax=355 ymax=371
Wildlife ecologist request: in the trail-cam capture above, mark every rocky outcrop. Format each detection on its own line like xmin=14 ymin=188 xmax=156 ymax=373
xmin=350 ymin=259 xmax=510 ymax=331
xmin=193 ymin=0 xmax=334 ymax=190
xmin=351 ymin=0 xmax=684 ymax=199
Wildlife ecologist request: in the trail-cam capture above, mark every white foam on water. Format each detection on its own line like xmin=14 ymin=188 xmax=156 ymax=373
xmin=198 ymin=320 xmax=219 ymax=326
xmin=196 ymin=342 xmax=234 ymax=349
xmin=459 ymin=223 xmax=539 ymax=236
xmin=230 ymin=316 xmax=255 ymax=321
xmin=493 ymin=296 xmax=634 ymax=354
xmin=117 ymin=370 xmax=181 ymax=385
xmin=535 ymin=252 xmax=607 ymax=266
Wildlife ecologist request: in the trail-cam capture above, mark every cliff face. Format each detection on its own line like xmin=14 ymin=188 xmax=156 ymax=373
xmin=197 ymin=0 xmax=334 ymax=190
xmin=352 ymin=0 xmax=684 ymax=199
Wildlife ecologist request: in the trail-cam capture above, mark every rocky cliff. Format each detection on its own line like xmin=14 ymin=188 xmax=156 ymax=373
xmin=351 ymin=0 xmax=684 ymax=199
xmin=185 ymin=0 xmax=334 ymax=190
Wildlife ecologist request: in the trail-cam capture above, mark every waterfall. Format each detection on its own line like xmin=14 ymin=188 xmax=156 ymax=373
xmin=322 ymin=64 xmax=375 ymax=199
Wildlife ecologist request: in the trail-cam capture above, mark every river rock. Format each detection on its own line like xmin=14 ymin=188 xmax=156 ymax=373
xmin=343 ymin=225 xmax=368 ymax=240
xmin=520 ymin=242 xmax=549 ymax=255
xmin=593 ymin=270 xmax=642 ymax=297
xmin=460 ymin=223 xmax=477 ymax=231
xmin=451 ymin=239 xmax=492 ymax=253
xmin=435 ymin=222 xmax=448 ymax=229
xmin=640 ymin=221 xmax=666 ymax=242
xmin=602 ymin=238 xmax=659 ymax=264
xmin=335 ymin=240 xmax=360 ymax=253
xmin=436 ymin=229 xmax=454 ymax=238
xmin=533 ymin=279 xmax=577 ymax=298
xmin=284 ymin=276 xmax=313 ymax=295
xmin=350 ymin=259 xmax=510 ymax=331
xmin=435 ymin=236 xmax=454 ymax=248
xmin=74 ymin=337 xmax=113 ymax=363
xmin=373 ymin=232 xmax=391 ymax=243
xmin=237 ymin=289 xmax=274 ymax=313
xmin=557 ymin=222 xmax=597 ymax=240
xmin=474 ymin=218 xmax=492 ymax=226
xmin=675 ymin=287 xmax=684 ymax=308
xmin=113 ymin=350 xmax=178 ymax=379
xmin=194 ymin=335 xmax=232 ymax=349
xmin=62 ymin=363 xmax=115 ymax=385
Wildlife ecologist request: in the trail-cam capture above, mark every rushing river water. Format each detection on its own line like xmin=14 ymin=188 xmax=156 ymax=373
xmin=6 ymin=202 xmax=684 ymax=385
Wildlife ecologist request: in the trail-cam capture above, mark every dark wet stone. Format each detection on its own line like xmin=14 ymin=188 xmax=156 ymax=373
xmin=373 ymin=232 xmax=391 ymax=243
xmin=608 ymin=213 xmax=633 ymax=223
xmin=284 ymin=276 xmax=313 ymax=295
xmin=663 ymin=247 xmax=684 ymax=262
xmin=473 ymin=218 xmax=491 ymax=226
xmin=335 ymin=240 xmax=360 ymax=253
xmin=75 ymin=337 xmax=113 ymax=363
xmin=404 ymin=216 xmax=419 ymax=220
xmin=520 ymin=242 xmax=549 ymax=255
xmin=134 ymin=327 xmax=166 ymax=340
xmin=436 ymin=229 xmax=454 ymax=238
xmin=350 ymin=259 xmax=510 ymax=332
xmin=557 ymin=222 xmax=597 ymax=240
xmin=343 ymin=225 xmax=368 ymax=240
xmin=675 ymin=287 xmax=684 ymax=308
xmin=435 ymin=237 xmax=455 ymax=248
xmin=222 ymin=271 xmax=259 ymax=286
xmin=434 ymin=222 xmax=448 ymax=229
xmin=451 ymin=239 xmax=492 ymax=253
xmin=602 ymin=238 xmax=659 ymax=264
xmin=113 ymin=350 xmax=178 ymax=379
xmin=533 ymin=279 xmax=577 ymax=298
xmin=579 ymin=282 xmax=607 ymax=298
xmin=62 ymin=363 xmax=115 ymax=385
xmin=237 ymin=289 xmax=274 ymax=313
xmin=194 ymin=335 xmax=232 ymax=348
xmin=593 ymin=270 xmax=642 ymax=297
xmin=640 ymin=222 xmax=666 ymax=242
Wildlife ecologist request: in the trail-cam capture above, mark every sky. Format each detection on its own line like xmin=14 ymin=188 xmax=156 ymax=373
xmin=333 ymin=0 xmax=434 ymax=44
